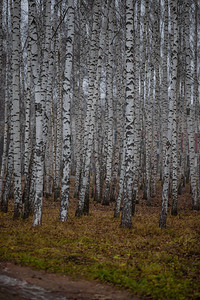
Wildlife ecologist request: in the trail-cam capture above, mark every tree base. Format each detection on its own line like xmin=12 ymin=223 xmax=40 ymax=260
xmin=159 ymin=216 xmax=167 ymax=229
xmin=75 ymin=206 xmax=84 ymax=217
xmin=193 ymin=204 xmax=200 ymax=211
xmin=54 ymin=188 xmax=60 ymax=202
xmin=171 ymin=209 xmax=178 ymax=216
xmin=102 ymin=201 xmax=110 ymax=206
xmin=13 ymin=204 xmax=22 ymax=219
xmin=44 ymin=192 xmax=52 ymax=198
xmin=0 ymin=203 xmax=8 ymax=213
xmin=120 ymin=221 xmax=132 ymax=229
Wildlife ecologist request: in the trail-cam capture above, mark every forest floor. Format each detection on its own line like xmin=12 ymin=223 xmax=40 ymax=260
xmin=0 ymin=180 xmax=200 ymax=299
xmin=0 ymin=261 xmax=142 ymax=300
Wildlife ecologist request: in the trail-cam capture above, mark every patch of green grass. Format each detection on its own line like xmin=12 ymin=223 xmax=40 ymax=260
xmin=0 ymin=197 xmax=200 ymax=300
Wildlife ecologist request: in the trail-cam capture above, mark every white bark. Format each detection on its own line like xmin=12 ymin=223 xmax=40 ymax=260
xmin=114 ymin=131 xmax=126 ymax=218
xmin=12 ymin=0 xmax=22 ymax=218
xmin=54 ymin=27 xmax=62 ymax=201
xmin=74 ymin=0 xmax=86 ymax=198
xmin=160 ymin=0 xmax=178 ymax=228
xmin=29 ymin=0 xmax=44 ymax=226
xmin=0 ymin=0 xmax=9 ymax=204
xmin=76 ymin=0 xmax=101 ymax=216
xmin=132 ymin=0 xmax=141 ymax=207
xmin=121 ymin=0 xmax=134 ymax=228
xmin=185 ymin=0 xmax=199 ymax=210
xmin=59 ymin=0 xmax=74 ymax=221
xmin=103 ymin=0 xmax=114 ymax=206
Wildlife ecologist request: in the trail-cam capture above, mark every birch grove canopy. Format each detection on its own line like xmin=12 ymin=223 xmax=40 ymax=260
xmin=0 ymin=0 xmax=200 ymax=228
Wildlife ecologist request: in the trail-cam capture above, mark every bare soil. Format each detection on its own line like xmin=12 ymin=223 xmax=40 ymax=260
xmin=0 ymin=262 xmax=147 ymax=300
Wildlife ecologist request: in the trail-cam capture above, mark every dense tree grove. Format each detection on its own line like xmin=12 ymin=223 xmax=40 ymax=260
xmin=0 ymin=0 xmax=200 ymax=228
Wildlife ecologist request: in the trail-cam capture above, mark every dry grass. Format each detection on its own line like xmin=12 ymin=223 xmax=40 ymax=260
xmin=0 ymin=181 xmax=200 ymax=299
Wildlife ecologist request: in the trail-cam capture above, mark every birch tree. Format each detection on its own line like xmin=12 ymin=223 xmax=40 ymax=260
xmin=22 ymin=40 xmax=32 ymax=219
xmin=184 ymin=0 xmax=199 ymax=211
xmin=59 ymin=0 xmax=74 ymax=221
xmin=12 ymin=0 xmax=23 ymax=218
xmin=132 ymin=0 xmax=141 ymax=207
xmin=74 ymin=0 xmax=87 ymax=199
xmin=75 ymin=0 xmax=101 ymax=217
xmin=0 ymin=0 xmax=3 ymax=109
xmin=193 ymin=0 xmax=200 ymax=211
xmin=54 ymin=3 xmax=63 ymax=202
xmin=28 ymin=0 xmax=44 ymax=226
xmin=102 ymin=0 xmax=114 ymax=206
xmin=0 ymin=0 xmax=3 ymax=133
xmin=159 ymin=0 xmax=178 ymax=228
xmin=160 ymin=0 xmax=169 ymax=184
xmin=120 ymin=0 xmax=135 ymax=228
xmin=0 ymin=0 xmax=8 ymax=205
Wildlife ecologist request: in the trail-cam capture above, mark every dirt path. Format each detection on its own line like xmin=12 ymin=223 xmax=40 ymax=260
xmin=0 ymin=262 xmax=148 ymax=300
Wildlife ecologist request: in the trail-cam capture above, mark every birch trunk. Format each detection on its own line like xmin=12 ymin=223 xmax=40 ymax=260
xmin=29 ymin=0 xmax=44 ymax=226
xmin=0 ymin=0 xmax=9 ymax=204
xmin=59 ymin=0 xmax=74 ymax=221
xmin=22 ymin=42 xmax=32 ymax=218
xmin=114 ymin=132 xmax=126 ymax=218
xmin=159 ymin=0 xmax=178 ymax=228
xmin=54 ymin=32 xmax=62 ymax=202
xmin=93 ymin=1 xmax=109 ymax=203
xmin=2 ymin=0 xmax=14 ymax=208
xmin=132 ymin=0 xmax=141 ymax=208
xmin=75 ymin=0 xmax=101 ymax=217
xmin=74 ymin=0 xmax=87 ymax=199
xmin=171 ymin=10 xmax=179 ymax=215
xmin=184 ymin=0 xmax=199 ymax=210
xmin=160 ymin=0 xmax=169 ymax=184
xmin=12 ymin=0 xmax=22 ymax=219
xmin=193 ymin=1 xmax=200 ymax=210
xmin=121 ymin=0 xmax=134 ymax=229
xmin=102 ymin=0 xmax=114 ymax=206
